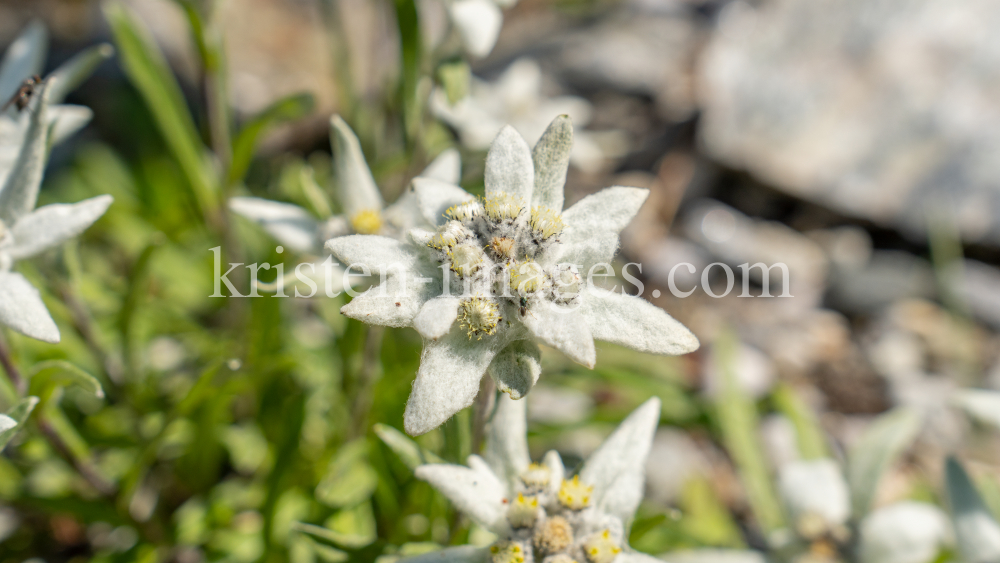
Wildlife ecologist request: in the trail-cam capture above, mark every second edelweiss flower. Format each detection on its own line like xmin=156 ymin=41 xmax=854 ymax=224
xmin=326 ymin=116 xmax=699 ymax=436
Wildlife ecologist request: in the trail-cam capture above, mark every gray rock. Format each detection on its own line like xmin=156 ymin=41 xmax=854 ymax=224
xmin=699 ymin=0 xmax=1000 ymax=244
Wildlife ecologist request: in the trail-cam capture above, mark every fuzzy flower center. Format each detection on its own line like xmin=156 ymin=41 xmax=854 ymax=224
xmin=490 ymin=469 xmax=618 ymax=563
xmin=350 ymin=209 xmax=383 ymax=234
xmin=458 ymin=297 xmax=501 ymax=340
xmin=558 ymin=475 xmax=593 ymax=510
xmin=425 ymin=191 xmax=572 ymax=347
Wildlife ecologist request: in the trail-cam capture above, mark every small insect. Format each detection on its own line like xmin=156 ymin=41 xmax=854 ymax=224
xmin=518 ymin=296 xmax=535 ymax=319
xmin=1 ymin=75 xmax=42 ymax=113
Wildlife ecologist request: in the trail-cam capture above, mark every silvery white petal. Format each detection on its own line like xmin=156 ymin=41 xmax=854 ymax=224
xmin=404 ymin=330 xmax=506 ymax=436
xmin=49 ymin=104 xmax=92 ymax=145
xmin=531 ymin=115 xmax=572 ymax=212
xmin=412 ymin=177 xmax=476 ymax=226
xmin=542 ymin=450 xmax=565 ymax=499
xmin=414 ymin=296 xmax=462 ymax=340
xmin=484 ymin=392 xmax=530 ymax=495
xmin=580 ymin=397 xmax=661 ymax=526
xmin=448 ymin=0 xmax=503 ymax=59
xmin=229 ymin=196 xmax=320 ymax=254
xmin=0 ymin=21 xmax=47 ymax=104
xmin=330 ymin=115 xmax=384 ymax=216
xmin=421 ymin=148 xmax=462 ymax=185
xmin=952 ymin=389 xmax=1000 ymax=431
xmin=858 ymin=501 xmax=952 ymax=563
xmin=561 ymin=186 xmax=649 ymax=245
xmin=485 ymin=125 xmax=534 ymax=205
xmin=399 ymin=546 xmax=489 ymax=563
xmin=556 ymin=233 xmax=620 ymax=270
xmin=8 ymin=195 xmax=113 ymax=260
xmin=582 ymin=288 xmax=699 ymax=356
xmin=382 ymin=188 xmax=426 ymax=233
xmin=415 ymin=457 xmax=507 ymax=531
xmin=341 ymin=272 xmax=435 ymax=328
xmin=778 ymin=458 xmax=850 ymax=529
xmin=0 ymin=78 xmax=51 ymax=224
xmin=46 ymin=43 xmax=114 ymax=104
xmin=522 ymin=304 xmax=595 ymax=368
xmin=325 ymin=235 xmax=420 ymax=270
xmin=487 ymin=339 xmax=541 ymax=400
xmin=0 ymin=271 xmax=59 ymax=343
xmin=495 ymin=59 xmax=542 ymax=113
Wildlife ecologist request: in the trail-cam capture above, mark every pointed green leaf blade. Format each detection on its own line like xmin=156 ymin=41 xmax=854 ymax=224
xmin=0 ymin=396 xmax=39 ymax=451
xmin=846 ymin=407 xmax=921 ymax=517
xmin=946 ymin=457 xmax=1000 ymax=563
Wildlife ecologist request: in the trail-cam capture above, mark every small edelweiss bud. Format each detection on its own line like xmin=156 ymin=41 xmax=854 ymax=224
xmin=350 ymin=209 xmax=383 ymax=234
xmin=533 ymin=516 xmax=573 ymax=555
xmin=458 ymin=297 xmax=501 ymax=340
xmin=558 ymin=476 xmax=593 ymax=510
xmin=489 ymin=236 xmax=517 ymax=262
xmin=484 ymin=192 xmax=525 ymax=223
xmin=445 ymin=200 xmax=482 ymax=223
xmin=550 ymin=265 xmax=581 ymax=305
xmin=795 ymin=512 xmax=831 ymax=541
xmin=507 ymin=493 xmax=539 ymax=528
xmin=520 ymin=463 xmax=551 ymax=493
xmin=530 ymin=207 xmax=564 ymax=240
xmin=428 ymin=220 xmax=473 ymax=250
xmin=448 ymin=243 xmax=484 ymax=277
xmin=490 ymin=541 xmax=527 ymax=563
xmin=543 ymin=555 xmax=579 ymax=563
xmin=509 ymin=260 xmax=547 ymax=297
xmin=582 ymin=529 xmax=622 ymax=563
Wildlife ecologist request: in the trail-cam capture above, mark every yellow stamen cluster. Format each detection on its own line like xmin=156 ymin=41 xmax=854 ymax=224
xmin=552 ymin=265 xmax=581 ymax=303
xmin=490 ymin=542 xmax=526 ymax=563
xmin=509 ymin=260 xmax=545 ymax=296
xmin=427 ymin=221 xmax=468 ymax=250
xmin=445 ymin=201 xmax=481 ymax=223
xmin=458 ymin=297 xmax=501 ymax=340
xmin=484 ymin=192 xmax=524 ymax=222
xmin=530 ymin=206 xmax=564 ymax=239
xmin=507 ymin=493 xmax=539 ymax=528
xmin=448 ymin=243 xmax=484 ymax=278
xmin=582 ymin=530 xmax=621 ymax=563
xmin=349 ymin=209 xmax=383 ymax=234
xmin=533 ymin=516 xmax=573 ymax=555
xmin=489 ymin=236 xmax=517 ymax=261
xmin=558 ymin=476 xmax=593 ymax=510
xmin=520 ymin=463 xmax=551 ymax=492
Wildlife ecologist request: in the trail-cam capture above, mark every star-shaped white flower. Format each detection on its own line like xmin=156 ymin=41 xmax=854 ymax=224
xmin=326 ymin=116 xmax=698 ymax=435
xmin=402 ymin=395 xmax=666 ymax=563
xmin=0 ymin=78 xmax=113 ymax=343
xmin=432 ymin=59 xmax=615 ymax=173
xmin=445 ymin=0 xmax=518 ymax=59
xmin=230 ymin=115 xmax=460 ymax=254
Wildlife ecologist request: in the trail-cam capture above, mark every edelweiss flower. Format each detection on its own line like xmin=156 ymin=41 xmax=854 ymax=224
xmin=230 ymin=115 xmax=460 ymax=254
xmin=0 ymin=79 xmax=113 ymax=343
xmin=402 ymin=395 xmax=665 ymax=563
xmin=445 ymin=0 xmax=518 ymax=58
xmin=326 ymin=116 xmax=698 ymax=435
xmin=431 ymin=59 xmax=617 ymax=173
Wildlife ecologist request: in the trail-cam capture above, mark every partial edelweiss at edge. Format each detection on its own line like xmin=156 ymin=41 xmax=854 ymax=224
xmin=229 ymin=115 xmax=460 ymax=286
xmin=399 ymin=395 xmax=666 ymax=563
xmin=325 ymin=115 xmax=699 ymax=436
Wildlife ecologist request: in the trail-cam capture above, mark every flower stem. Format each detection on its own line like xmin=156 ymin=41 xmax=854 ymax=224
xmin=349 ymin=325 xmax=384 ymax=438
xmin=37 ymin=415 xmax=116 ymax=497
xmin=0 ymin=332 xmax=26 ymax=397
xmin=470 ymin=377 xmax=495 ymax=454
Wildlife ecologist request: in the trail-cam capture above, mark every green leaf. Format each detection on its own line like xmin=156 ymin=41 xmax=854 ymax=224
xmin=712 ymin=331 xmax=785 ymax=533
xmin=28 ymin=360 xmax=104 ymax=399
xmin=315 ymin=440 xmax=378 ymax=508
xmin=0 ymin=396 xmax=39 ymax=451
xmin=229 ymin=92 xmax=315 ymax=185
xmin=47 ymin=43 xmax=115 ymax=103
xmin=846 ymin=407 xmax=920 ymax=517
xmin=294 ymin=499 xmax=377 ymax=549
xmin=945 ymin=457 xmax=1000 ymax=563
xmin=104 ymin=2 xmax=217 ymax=216
xmin=374 ymin=423 xmax=443 ymax=470
xmin=772 ymin=383 xmax=828 ymax=460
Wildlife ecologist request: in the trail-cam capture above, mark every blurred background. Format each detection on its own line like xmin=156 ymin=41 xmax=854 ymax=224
xmin=1 ymin=0 xmax=1000 ymax=561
